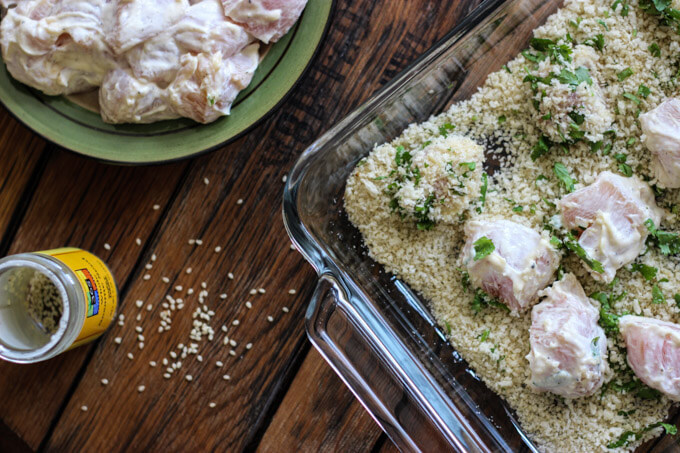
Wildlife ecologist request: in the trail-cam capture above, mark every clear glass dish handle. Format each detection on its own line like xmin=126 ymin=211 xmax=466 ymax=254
xmin=306 ymin=274 xmax=504 ymax=453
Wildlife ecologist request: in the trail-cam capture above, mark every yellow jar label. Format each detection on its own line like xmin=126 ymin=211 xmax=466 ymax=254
xmin=38 ymin=248 xmax=118 ymax=349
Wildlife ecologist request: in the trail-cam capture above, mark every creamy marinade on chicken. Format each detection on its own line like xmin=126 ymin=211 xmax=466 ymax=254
xmin=0 ymin=0 xmax=308 ymax=124
xmin=344 ymin=0 xmax=680 ymax=451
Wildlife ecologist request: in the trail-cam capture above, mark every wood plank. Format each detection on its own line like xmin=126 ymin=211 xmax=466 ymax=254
xmin=0 ymin=107 xmax=47 ymax=244
xmin=0 ymin=151 xmax=186 ymax=450
xmin=32 ymin=0 xmax=480 ymax=450
xmin=256 ymin=349 xmax=384 ymax=453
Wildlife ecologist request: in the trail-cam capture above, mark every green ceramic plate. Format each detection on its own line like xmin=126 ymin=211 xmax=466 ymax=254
xmin=0 ymin=0 xmax=333 ymax=164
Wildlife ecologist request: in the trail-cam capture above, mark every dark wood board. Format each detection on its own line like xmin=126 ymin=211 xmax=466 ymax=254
xmin=0 ymin=0 xmax=487 ymax=451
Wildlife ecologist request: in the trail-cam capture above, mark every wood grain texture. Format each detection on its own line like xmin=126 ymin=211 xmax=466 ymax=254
xmin=0 ymin=150 xmax=186 ymax=449
xmin=0 ymin=0 xmax=495 ymax=451
xmin=0 ymin=108 xmax=46 ymax=250
xmin=256 ymin=350 xmax=384 ymax=453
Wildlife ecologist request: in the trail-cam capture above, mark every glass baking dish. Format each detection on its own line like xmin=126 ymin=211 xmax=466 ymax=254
xmin=282 ymin=0 xmax=666 ymax=451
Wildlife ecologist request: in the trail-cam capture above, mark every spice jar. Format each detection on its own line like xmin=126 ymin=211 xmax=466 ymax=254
xmin=0 ymin=248 xmax=117 ymax=363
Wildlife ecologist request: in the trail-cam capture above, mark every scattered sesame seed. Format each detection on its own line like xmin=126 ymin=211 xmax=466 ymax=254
xmin=118 ymin=314 xmax=125 ymax=321
xmin=114 ymin=337 xmax=122 ymax=345
xmin=145 ymin=263 xmax=153 ymax=270
xmin=135 ymin=326 xmax=143 ymax=333
xmin=197 ymin=355 xmax=203 ymax=362
xmin=290 ymin=244 xmax=296 ymax=250
xmin=188 ymin=239 xmax=196 ymax=245
xmin=104 ymin=243 xmax=111 ymax=250
xmin=267 ymin=316 xmax=274 ymax=322
xmin=282 ymin=307 xmax=289 ymax=313
xmin=149 ymin=361 xmax=157 ymax=367
xmin=185 ymin=375 xmax=193 ymax=382
xmin=170 ymin=351 xmax=177 ymax=359
xmin=143 ymin=274 xmax=151 ymax=281
xmin=209 ymin=402 xmax=216 ymax=408
xmin=220 ymin=293 xmax=227 ymax=300
xmin=249 ymin=289 xmax=257 ymax=295
xmin=81 ymin=405 xmax=88 ymax=412
xmin=138 ymin=343 xmax=145 ymax=350
xmin=146 ymin=304 xmax=153 ymax=312
xmin=228 ymin=273 xmax=234 ymax=280
xmin=153 ymin=204 xmax=160 ymax=210
xmin=214 ymin=246 xmax=222 ymax=253
xmin=245 ymin=343 xmax=252 ymax=350
xmin=127 ymin=352 xmax=134 ymax=360
xmin=222 ymin=374 xmax=231 ymax=381
xmin=137 ymin=385 xmax=145 ymax=393
xmin=245 ymin=301 xmax=252 ymax=309
xmin=282 ymin=175 xmax=288 ymax=183
xmin=101 ymin=379 xmax=109 ymax=385
xmin=195 ymin=239 xmax=203 ymax=246
xmin=138 ymin=334 xmax=145 ymax=342
xmin=229 ymin=350 xmax=236 ymax=356
xmin=162 ymin=277 xmax=170 ymax=284
xmin=135 ymin=300 xmax=144 ymax=308
xmin=151 ymin=254 xmax=157 ymax=262
xmin=232 ymin=319 xmax=240 ymax=326
xmin=221 ymin=325 xmax=228 ymax=333
xmin=135 ymin=238 xmax=142 ymax=246
xmin=236 ymin=199 xmax=243 ymax=205
xmin=288 ymin=289 xmax=297 ymax=295
xmin=162 ymin=358 xmax=169 ymax=366
xmin=215 ymin=361 xmax=223 ymax=367
xmin=163 ymin=373 xmax=171 ymax=380
xmin=135 ymin=313 xmax=142 ymax=321
xmin=201 ymin=282 xmax=207 ymax=289
xmin=258 ymin=288 xmax=266 ymax=294
xmin=186 ymin=267 xmax=192 ymax=274
xmin=203 ymin=177 xmax=209 ymax=185
xmin=175 ymin=285 xmax=183 ymax=292
xmin=229 ymin=339 xmax=237 ymax=347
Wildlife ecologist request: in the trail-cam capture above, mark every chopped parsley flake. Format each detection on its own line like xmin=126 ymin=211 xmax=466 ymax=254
xmin=478 ymin=329 xmax=490 ymax=342
xmin=477 ymin=172 xmax=488 ymax=213
xmin=649 ymin=42 xmax=661 ymax=57
xmin=645 ymin=219 xmax=680 ymax=255
xmin=630 ymin=262 xmax=658 ymax=281
xmin=617 ymin=67 xmax=634 ymax=81
xmin=623 ymin=92 xmax=641 ymax=104
xmin=564 ymin=232 xmax=605 ymax=273
xmin=473 ymin=236 xmax=495 ymax=261
xmin=638 ymin=84 xmax=651 ymax=98
xmin=652 ymin=283 xmax=666 ymax=304
xmin=439 ymin=123 xmax=455 ymax=137
xmin=553 ymin=162 xmax=575 ymax=192
xmin=607 ymin=422 xmax=677 ymax=449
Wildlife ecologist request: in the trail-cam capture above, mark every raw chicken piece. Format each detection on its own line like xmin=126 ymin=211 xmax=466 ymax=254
xmin=104 ymin=0 xmax=189 ymax=55
xmin=619 ymin=315 xmax=680 ymax=401
xmin=640 ymin=98 xmax=680 ymax=188
xmin=221 ymin=0 xmax=307 ymax=43
xmin=527 ymin=273 xmax=607 ymax=398
xmin=559 ymin=171 xmax=663 ymax=283
xmin=0 ymin=0 xmax=119 ymax=95
xmin=166 ymin=43 xmax=260 ymax=123
xmin=99 ymin=69 xmax=178 ymax=124
xmin=125 ymin=0 xmax=251 ymax=86
xmin=461 ymin=220 xmax=560 ymax=312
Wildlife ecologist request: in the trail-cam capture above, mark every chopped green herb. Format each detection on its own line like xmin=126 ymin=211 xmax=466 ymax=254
xmin=623 ymin=92 xmax=641 ymax=104
xmin=512 ymin=206 xmax=524 ymax=212
xmin=587 ymin=33 xmax=605 ymax=51
xmin=630 ymin=263 xmax=658 ymax=281
xmin=652 ymin=283 xmax=666 ymax=304
xmin=553 ymin=162 xmax=575 ymax=192
xmin=477 ymin=172 xmax=488 ymax=213
xmin=444 ymin=321 xmax=452 ymax=335
xmin=597 ymin=19 xmax=609 ymax=30
xmin=502 ymin=64 xmax=512 ymax=73
xmin=557 ymin=66 xmax=593 ymax=87
xmin=531 ymin=135 xmax=552 ymax=161
xmin=460 ymin=162 xmax=476 ymax=171
xmin=617 ymin=67 xmax=634 ymax=81
xmin=675 ymin=293 xmax=680 ymax=308
xmin=479 ymin=329 xmax=490 ymax=342
xmin=649 ymin=42 xmax=661 ymax=57
xmin=471 ymin=289 xmax=510 ymax=314
xmin=564 ymin=233 xmax=605 ymax=273
xmin=638 ymin=84 xmax=651 ymax=98
xmin=473 ymin=236 xmax=495 ymax=261
xmin=645 ymin=219 xmax=680 ymax=255
xmin=439 ymin=123 xmax=455 ymax=137
xmin=498 ymin=115 xmax=507 ymax=124
xmin=607 ymin=422 xmax=677 ymax=449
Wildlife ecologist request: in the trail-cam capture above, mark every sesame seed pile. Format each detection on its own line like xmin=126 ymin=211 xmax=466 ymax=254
xmin=345 ymin=0 xmax=680 ymax=451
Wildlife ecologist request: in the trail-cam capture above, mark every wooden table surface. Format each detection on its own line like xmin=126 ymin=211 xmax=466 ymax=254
xmin=0 ymin=1 xmax=482 ymax=451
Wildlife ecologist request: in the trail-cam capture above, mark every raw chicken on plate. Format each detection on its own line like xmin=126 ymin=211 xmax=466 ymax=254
xmin=527 ymin=273 xmax=607 ymax=398
xmin=461 ymin=219 xmax=560 ymax=313
xmin=221 ymin=0 xmax=308 ymax=44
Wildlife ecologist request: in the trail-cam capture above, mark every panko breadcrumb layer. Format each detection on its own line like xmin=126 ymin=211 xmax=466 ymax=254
xmin=344 ymin=0 xmax=680 ymax=451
